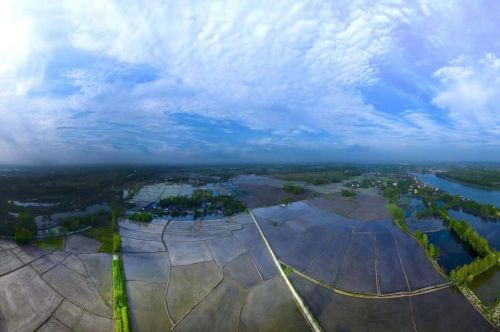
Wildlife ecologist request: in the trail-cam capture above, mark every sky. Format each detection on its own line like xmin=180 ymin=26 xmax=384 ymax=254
xmin=0 ymin=0 xmax=499 ymax=164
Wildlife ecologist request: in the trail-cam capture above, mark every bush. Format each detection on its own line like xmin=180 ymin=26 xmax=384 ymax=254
xmin=14 ymin=227 xmax=34 ymax=245
xmin=341 ymin=189 xmax=356 ymax=197
xmin=14 ymin=211 xmax=36 ymax=244
xmin=281 ymin=263 xmax=293 ymax=277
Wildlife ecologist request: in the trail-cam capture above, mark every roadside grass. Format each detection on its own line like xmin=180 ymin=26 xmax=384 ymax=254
xmin=113 ymin=255 xmax=130 ymax=332
xmin=35 ymin=236 xmax=64 ymax=251
xmin=85 ymin=226 xmax=114 ymax=253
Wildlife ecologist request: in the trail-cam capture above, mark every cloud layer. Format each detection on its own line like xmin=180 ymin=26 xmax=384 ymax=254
xmin=0 ymin=0 xmax=499 ymax=163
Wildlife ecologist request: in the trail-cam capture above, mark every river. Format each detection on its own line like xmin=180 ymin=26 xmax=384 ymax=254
xmin=414 ymin=173 xmax=500 ymax=207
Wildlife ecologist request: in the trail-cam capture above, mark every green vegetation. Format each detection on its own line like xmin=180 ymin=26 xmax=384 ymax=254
xmin=412 ymin=195 xmax=499 ymax=289
xmin=128 ymin=212 xmax=153 ymax=223
xmin=159 ymin=192 xmax=246 ymax=217
xmin=60 ymin=210 xmax=110 ymax=232
xmin=341 ymin=189 xmax=356 ymax=197
xmin=14 ymin=212 xmax=36 ymax=244
xmin=113 ymin=257 xmax=130 ymax=332
xmin=75 ymin=202 xmax=123 ymax=253
xmin=413 ymin=230 xmax=439 ymax=259
xmin=449 ymin=199 xmax=499 ymax=219
xmin=35 ymin=236 xmax=64 ymax=251
xmin=85 ymin=226 xmax=114 ymax=253
xmin=445 ymin=215 xmax=492 ymax=257
xmin=274 ymin=169 xmax=360 ymax=185
xmin=438 ymin=168 xmax=500 ymax=190
xmin=283 ymin=184 xmax=306 ymax=195
xmin=386 ymin=203 xmax=407 ymax=233
xmin=414 ymin=184 xmax=499 ymax=219
xmin=113 ymin=232 xmax=121 ymax=253
xmin=450 ymin=253 xmax=498 ymax=284
xmin=415 ymin=206 xmax=441 ymax=219
xmin=281 ymin=263 xmax=293 ymax=277
xmin=191 ymin=189 xmax=213 ymax=201
xmin=383 ymin=187 xmax=398 ymax=204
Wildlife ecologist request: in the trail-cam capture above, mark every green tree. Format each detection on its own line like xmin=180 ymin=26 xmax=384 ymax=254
xmin=14 ymin=211 xmax=37 ymax=244
xmin=14 ymin=227 xmax=34 ymax=244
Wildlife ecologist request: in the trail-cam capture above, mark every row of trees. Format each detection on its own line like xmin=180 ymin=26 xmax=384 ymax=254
xmin=449 ymin=199 xmax=499 ymax=220
xmin=413 ymin=230 xmax=439 ymax=259
xmin=438 ymin=210 xmax=493 ymax=257
xmin=437 ymin=169 xmax=500 ymax=190
xmin=447 ymin=218 xmax=492 ymax=257
xmin=60 ymin=210 xmax=110 ymax=232
xmin=274 ymin=169 xmax=361 ymax=185
xmin=386 ymin=203 xmax=407 ymax=233
xmin=415 ymin=185 xmax=499 ymax=219
xmin=450 ymin=253 xmax=498 ymax=284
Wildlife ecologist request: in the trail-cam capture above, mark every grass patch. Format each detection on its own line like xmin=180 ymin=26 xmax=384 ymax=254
xmin=85 ymin=226 xmax=114 ymax=253
xmin=281 ymin=263 xmax=293 ymax=277
xmin=113 ymin=256 xmax=130 ymax=332
xmin=35 ymin=236 xmax=64 ymax=251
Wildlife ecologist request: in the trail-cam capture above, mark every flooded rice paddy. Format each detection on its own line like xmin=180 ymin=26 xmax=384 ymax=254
xmin=403 ymin=195 xmax=500 ymax=308
xmin=0 ymin=235 xmax=113 ymax=331
xmin=252 ymin=199 xmax=493 ymax=331
xmin=469 ymin=266 xmax=500 ymax=306
xmin=118 ymin=214 xmax=309 ymax=331
xmin=403 ymin=198 xmax=478 ymax=273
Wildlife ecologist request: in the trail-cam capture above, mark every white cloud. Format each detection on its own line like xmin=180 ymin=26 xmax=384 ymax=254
xmin=0 ymin=0 xmax=499 ymax=162
xmin=432 ymin=53 xmax=500 ymax=133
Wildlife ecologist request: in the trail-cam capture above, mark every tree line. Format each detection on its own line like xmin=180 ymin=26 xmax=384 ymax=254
xmin=413 ymin=230 xmax=439 ymax=259
xmin=450 ymin=253 xmax=498 ymax=284
xmin=283 ymin=184 xmax=306 ymax=195
xmin=439 ymin=210 xmax=492 ymax=257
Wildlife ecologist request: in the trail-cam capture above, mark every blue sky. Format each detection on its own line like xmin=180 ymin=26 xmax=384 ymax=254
xmin=0 ymin=0 xmax=499 ymax=164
